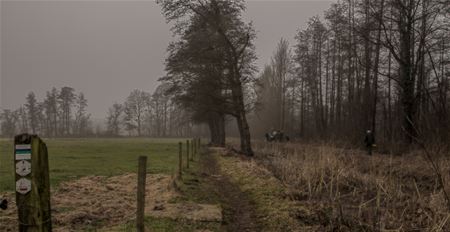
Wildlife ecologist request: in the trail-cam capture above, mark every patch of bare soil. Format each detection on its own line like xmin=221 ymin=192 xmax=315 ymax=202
xmin=0 ymin=173 xmax=222 ymax=231
xmin=202 ymin=147 xmax=262 ymax=232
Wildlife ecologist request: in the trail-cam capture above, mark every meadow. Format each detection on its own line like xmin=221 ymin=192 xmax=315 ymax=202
xmin=0 ymin=138 xmax=182 ymax=192
xmin=1 ymin=138 xmax=227 ymax=231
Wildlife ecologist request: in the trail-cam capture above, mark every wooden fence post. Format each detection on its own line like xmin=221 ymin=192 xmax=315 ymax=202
xmin=178 ymin=142 xmax=182 ymax=179
xmin=190 ymin=139 xmax=194 ymax=161
xmin=193 ymin=138 xmax=197 ymax=160
xmin=136 ymin=156 xmax=147 ymax=232
xmin=186 ymin=140 xmax=190 ymax=169
xmin=192 ymin=139 xmax=195 ymax=161
xmin=14 ymin=134 xmax=52 ymax=232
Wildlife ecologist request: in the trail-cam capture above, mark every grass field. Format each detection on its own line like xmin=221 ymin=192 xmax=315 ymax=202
xmin=0 ymin=138 xmax=182 ymax=192
xmin=0 ymin=137 xmax=227 ymax=232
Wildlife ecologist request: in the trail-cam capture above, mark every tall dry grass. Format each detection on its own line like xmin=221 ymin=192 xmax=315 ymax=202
xmin=250 ymin=141 xmax=450 ymax=231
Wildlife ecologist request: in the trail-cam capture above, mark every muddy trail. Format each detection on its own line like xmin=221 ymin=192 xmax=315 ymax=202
xmin=200 ymin=150 xmax=261 ymax=232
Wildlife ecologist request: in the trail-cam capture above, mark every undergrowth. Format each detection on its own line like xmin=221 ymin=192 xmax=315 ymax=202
xmin=250 ymin=141 xmax=450 ymax=231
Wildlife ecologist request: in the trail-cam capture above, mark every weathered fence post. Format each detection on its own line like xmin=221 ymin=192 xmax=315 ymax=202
xmin=186 ymin=140 xmax=190 ymax=169
xmin=190 ymin=139 xmax=194 ymax=161
xmin=178 ymin=142 xmax=182 ymax=179
xmin=194 ymin=138 xmax=198 ymax=159
xmin=192 ymin=138 xmax=195 ymax=161
xmin=14 ymin=134 xmax=52 ymax=232
xmin=195 ymin=138 xmax=198 ymax=159
xmin=136 ymin=156 xmax=147 ymax=232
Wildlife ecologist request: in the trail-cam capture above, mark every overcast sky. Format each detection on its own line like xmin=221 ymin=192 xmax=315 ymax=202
xmin=1 ymin=0 xmax=333 ymax=118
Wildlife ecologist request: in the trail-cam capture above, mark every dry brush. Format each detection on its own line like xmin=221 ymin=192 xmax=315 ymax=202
xmin=250 ymin=141 xmax=450 ymax=231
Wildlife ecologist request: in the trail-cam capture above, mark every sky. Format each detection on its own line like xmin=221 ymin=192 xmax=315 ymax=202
xmin=1 ymin=0 xmax=333 ymax=119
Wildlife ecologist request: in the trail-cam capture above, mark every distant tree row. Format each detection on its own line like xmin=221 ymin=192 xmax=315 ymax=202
xmin=0 ymin=87 xmax=92 ymax=137
xmin=104 ymin=85 xmax=194 ymax=137
xmin=253 ymin=0 xmax=449 ymax=148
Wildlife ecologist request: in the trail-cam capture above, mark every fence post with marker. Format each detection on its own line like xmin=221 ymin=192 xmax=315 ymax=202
xmin=14 ymin=133 xmax=52 ymax=232
xmin=136 ymin=156 xmax=147 ymax=232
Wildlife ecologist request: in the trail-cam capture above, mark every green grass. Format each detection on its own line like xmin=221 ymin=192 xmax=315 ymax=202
xmin=171 ymin=157 xmax=222 ymax=205
xmin=215 ymin=153 xmax=303 ymax=231
xmin=113 ymin=153 xmax=223 ymax=232
xmin=0 ymin=138 xmax=223 ymax=231
xmin=0 ymin=138 xmax=224 ymax=231
xmin=101 ymin=146 xmax=222 ymax=232
xmin=0 ymin=138 xmax=182 ymax=192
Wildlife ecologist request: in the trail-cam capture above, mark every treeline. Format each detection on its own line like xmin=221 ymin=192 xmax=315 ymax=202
xmin=0 ymin=87 xmax=91 ymax=137
xmin=0 ymin=85 xmax=197 ymax=138
xmin=253 ymin=0 xmax=449 ymax=148
xmin=3 ymin=0 xmax=447 ymax=152
xmin=104 ymin=85 xmax=194 ymax=137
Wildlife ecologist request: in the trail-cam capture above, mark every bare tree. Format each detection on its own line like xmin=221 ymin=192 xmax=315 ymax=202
xmin=0 ymin=110 xmax=18 ymax=137
xmin=58 ymin=87 xmax=75 ymax=136
xmin=44 ymin=88 xmax=59 ymax=137
xmin=271 ymin=38 xmax=292 ymax=131
xmin=73 ymin=92 xmax=91 ymax=136
xmin=124 ymin=90 xmax=150 ymax=136
xmin=25 ymin=92 xmax=39 ymax=134
xmin=106 ymin=103 xmax=124 ymax=136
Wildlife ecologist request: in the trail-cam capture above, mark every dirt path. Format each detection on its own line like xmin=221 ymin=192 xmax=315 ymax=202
xmin=200 ymin=149 xmax=261 ymax=232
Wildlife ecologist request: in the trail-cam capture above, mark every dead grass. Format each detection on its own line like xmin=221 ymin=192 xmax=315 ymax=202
xmin=213 ymin=147 xmax=312 ymax=231
xmin=250 ymin=141 xmax=450 ymax=231
xmin=0 ymin=173 xmax=222 ymax=232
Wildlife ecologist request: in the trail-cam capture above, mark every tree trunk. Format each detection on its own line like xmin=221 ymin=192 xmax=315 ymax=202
xmin=363 ymin=0 xmax=372 ymax=131
xmin=398 ymin=1 xmax=416 ymax=144
xmin=208 ymin=112 xmax=225 ymax=147
xmin=371 ymin=0 xmax=385 ymax=136
xmin=231 ymin=79 xmax=253 ymax=156
xmin=235 ymin=111 xmax=253 ymax=156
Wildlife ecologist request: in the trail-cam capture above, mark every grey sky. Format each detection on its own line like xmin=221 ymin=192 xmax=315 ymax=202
xmin=1 ymin=0 xmax=332 ymax=118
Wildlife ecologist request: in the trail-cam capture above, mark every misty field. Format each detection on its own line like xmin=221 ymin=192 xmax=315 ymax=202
xmin=0 ymin=138 xmax=182 ymax=192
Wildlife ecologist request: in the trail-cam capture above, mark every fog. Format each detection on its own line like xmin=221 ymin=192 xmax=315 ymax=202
xmin=1 ymin=0 xmax=332 ymax=119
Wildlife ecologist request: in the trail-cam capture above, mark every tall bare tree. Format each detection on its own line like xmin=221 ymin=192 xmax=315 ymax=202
xmin=58 ymin=87 xmax=75 ymax=136
xmin=106 ymin=103 xmax=124 ymax=136
xmin=73 ymin=92 xmax=91 ymax=136
xmin=25 ymin=92 xmax=39 ymax=134
xmin=124 ymin=89 xmax=150 ymax=136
